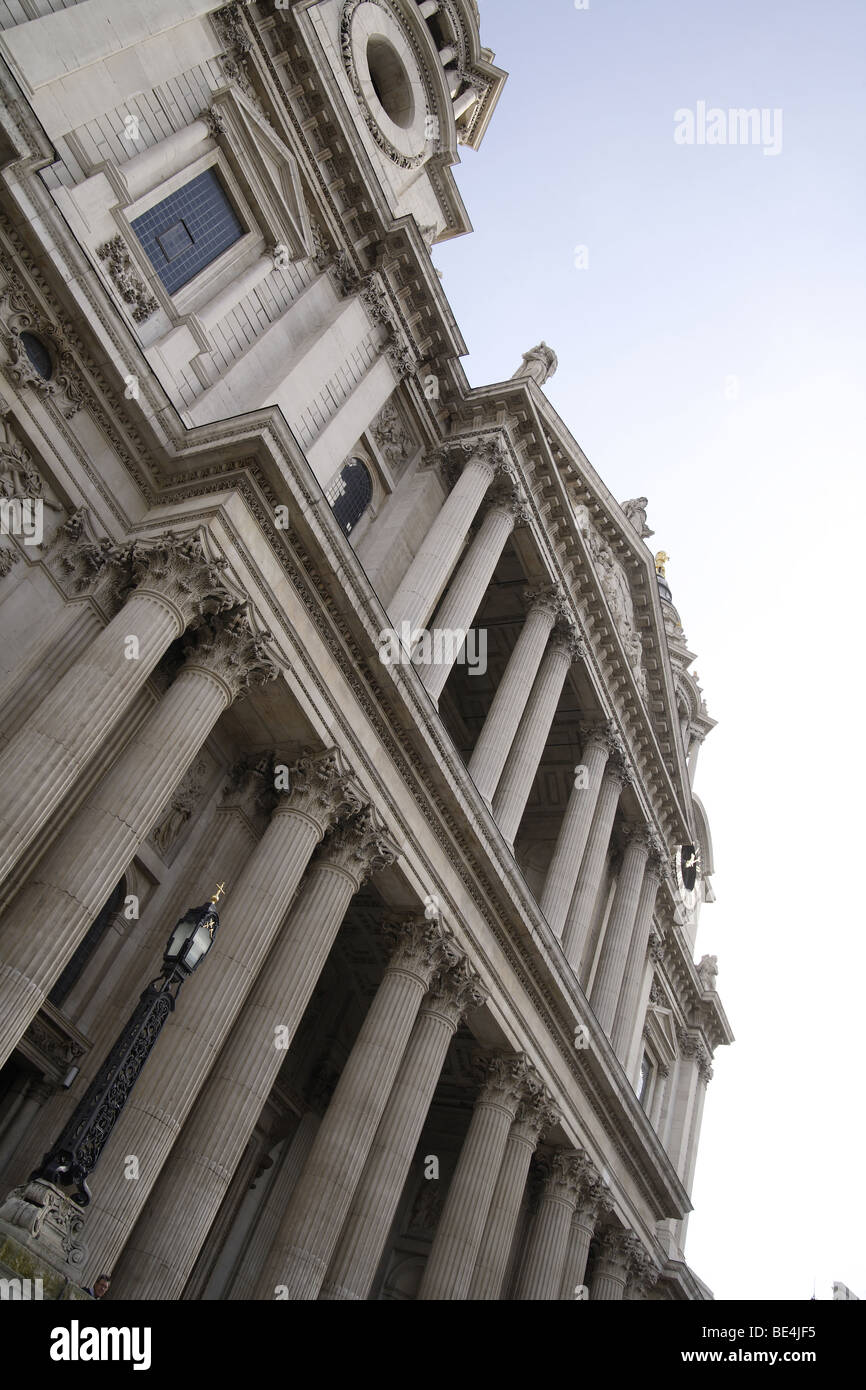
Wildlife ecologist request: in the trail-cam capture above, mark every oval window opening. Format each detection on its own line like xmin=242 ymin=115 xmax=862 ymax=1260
xmin=19 ymin=331 xmax=53 ymax=381
xmin=366 ymin=37 xmax=414 ymax=129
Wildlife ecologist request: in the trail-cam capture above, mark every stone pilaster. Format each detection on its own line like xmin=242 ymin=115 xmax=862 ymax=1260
xmin=590 ymin=828 xmax=652 ymax=1035
xmin=0 ymin=608 xmax=277 ymax=1070
xmin=0 ymin=533 xmax=233 ymax=889
xmin=561 ymin=757 xmax=630 ymax=973
xmin=419 ymin=487 xmax=524 ymax=700
xmin=610 ymin=838 xmax=666 ymax=1063
xmin=468 ymin=584 xmax=563 ymax=803
xmin=540 ymin=724 xmax=618 ymax=936
xmin=468 ymin=1089 xmax=558 ymax=1301
xmin=492 ymin=628 xmax=583 ymax=844
xmin=257 ymin=915 xmax=460 ymax=1300
xmin=388 ymin=441 xmax=506 ymax=633
xmin=101 ymin=770 xmax=388 ymax=1297
xmin=515 ymin=1149 xmax=589 ymax=1300
xmin=417 ymin=1053 xmax=537 ymax=1301
xmin=320 ymin=955 xmax=486 ymax=1302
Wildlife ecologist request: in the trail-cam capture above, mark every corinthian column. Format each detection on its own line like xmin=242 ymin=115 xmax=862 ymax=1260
xmin=590 ymin=829 xmax=651 ymax=1035
xmin=468 ymin=585 xmax=563 ymax=804
xmin=98 ymin=784 xmax=396 ymax=1295
xmin=539 ymin=724 xmax=617 ymax=936
xmin=418 ymin=487 xmax=525 ymax=701
xmin=492 ymin=629 xmax=582 ymax=845
xmin=590 ymin=1228 xmax=641 ymax=1301
xmin=0 ymin=608 xmax=276 ymax=1070
xmin=228 ymin=1113 xmax=320 ymax=1301
xmin=418 ymin=1053 xmax=537 ymax=1301
xmin=559 ymin=1170 xmax=610 ymax=1298
xmin=320 ymin=956 xmax=485 ymax=1302
xmin=0 ymin=533 xmax=232 ymax=888
xmin=561 ymin=758 xmax=630 ymax=973
xmin=388 ymin=441 xmax=505 ymax=634
xmin=610 ymin=840 xmax=665 ymax=1063
xmin=515 ymin=1150 xmax=589 ymax=1300
xmin=468 ymin=1090 xmax=557 ymax=1301
xmin=257 ymin=916 xmax=456 ymax=1301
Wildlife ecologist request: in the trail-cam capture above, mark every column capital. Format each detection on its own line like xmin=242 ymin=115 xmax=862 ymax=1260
xmin=675 ymin=1023 xmax=702 ymax=1059
xmin=579 ymin=717 xmax=624 ymax=760
xmin=644 ymin=831 xmax=668 ymax=880
xmin=537 ymin=1148 xmax=593 ymax=1205
xmin=122 ymin=531 xmax=236 ymax=627
xmin=627 ymin=1245 xmax=661 ymax=1298
xmin=315 ymin=804 xmax=401 ymax=885
xmin=420 ymin=951 xmax=488 ymax=1028
xmin=473 ymin=1051 xmax=539 ymax=1112
xmin=433 ymin=434 xmax=509 ymax=487
xmin=380 ymin=914 xmax=454 ymax=989
xmin=272 ymin=747 xmax=361 ymax=835
xmin=512 ymin=1089 xmax=560 ymax=1147
xmin=575 ymin=1168 xmax=613 ymax=1224
xmin=484 ymin=477 xmax=530 ymax=525
xmin=523 ymin=580 xmax=569 ymax=623
xmin=621 ymin=821 xmax=653 ymax=854
xmin=549 ymin=623 xmax=586 ymax=665
xmin=180 ymin=606 xmax=280 ymax=702
xmin=595 ymin=1225 xmax=642 ymax=1274
xmin=605 ymin=751 xmax=633 ymax=789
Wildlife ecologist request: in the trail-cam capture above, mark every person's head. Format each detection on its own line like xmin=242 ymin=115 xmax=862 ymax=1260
xmin=93 ymin=1275 xmax=111 ymax=1299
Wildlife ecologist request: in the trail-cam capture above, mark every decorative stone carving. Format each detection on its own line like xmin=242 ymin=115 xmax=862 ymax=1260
xmin=0 ymin=415 xmax=49 ymax=500
xmin=371 ymin=400 xmax=412 ymax=471
xmin=473 ymin=1051 xmax=540 ymax=1109
xmin=0 ymin=546 xmax=18 ymax=576
xmin=573 ymin=503 xmax=649 ymax=699
xmin=627 ymin=1245 xmax=660 ymax=1297
xmin=513 ymin=1089 xmax=560 ymax=1145
xmin=203 ymin=106 xmax=227 ymax=140
xmin=339 ymin=0 xmax=426 ymax=171
xmin=648 ymin=932 xmax=664 ymax=965
xmin=697 ymin=953 xmax=719 ymax=992
xmin=96 ymin=235 xmax=158 ymax=323
xmin=510 ymin=342 xmax=558 ymax=387
xmin=621 ymin=497 xmax=654 ymax=540
xmin=423 ymin=951 xmax=487 ymax=1028
xmin=0 ymin=1179 xmax=88 ymax=1271
xmin=121 ymin=532 xmax=236 ymax=625
xmin=274 ymin=748 xmax=361 ymax=834
xmin=317 ymin=803 xmax=401 ymax=883
xmin=380 ymin=914 xmax=455 ymax=986
xmin=181 ymin=606 xmax=280 ymax=700
xmin=524 ymin=580 xmax=570 ymax=624
xmin=150 ymin=754 xmax=211 ymax=857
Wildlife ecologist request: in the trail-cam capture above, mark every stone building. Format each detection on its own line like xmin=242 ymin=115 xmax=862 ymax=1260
xmin=0 ymin=0 xmax=731 ymax=1301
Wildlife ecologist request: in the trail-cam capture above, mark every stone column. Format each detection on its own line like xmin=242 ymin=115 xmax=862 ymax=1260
xmin=665 ymin=1029 xmax=702 ymax=1175
xmin=256 ymin=916 xmax=456 ymax=1301
xmin=467 ymin=585 xmax=563 ymax=804
xmin=561 ymin=759 xmax=629 ymax=973
xmin=0 ymin=1078 xmax=54 ymax=1172
xmin=388 ymin=442 xmax=505 ymax=634
xmin=677 ymin=1051 xmax=712 ymax=1249
xmin=0 ymin=534 xmax=231 ymax=889
xmin=590 ymin=830 xmax=651 ymax=1035
xmin=0 ymin=606 xmax=102 ymax=752
xmin=0 ymin=608 xmax=276 ymax=1070
xmin=539 ymin=725 xmax=616 ymax=936
xmin=90 ymin=765 xmax=383 ymax=1291
xmin=590 ymin=1228 xmax=641 ymax=1301
xmin=559 ymin=1171 xmax=610 ymax=1299
xmin=418 ymin=488 xmax=524 ymax=701
xmin=610 ymin=843 xmax=665 ymax=1063
xmin=468 ymin=1091 xmax=557 ymax=1301
xmin=417 ymin=1053 xmax=537 ymax=1301
xmin=320 ymin=956 xmax=485 ymax=1302
xmin=228 ymin=1113 xmax=320 ymax=1301
xmin=515 ymin=1150 xmax=589 ymax=1300
xmin=492 ymin=629 xmax=582 ymax=845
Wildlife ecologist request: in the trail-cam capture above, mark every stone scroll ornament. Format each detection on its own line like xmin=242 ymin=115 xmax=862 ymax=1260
xmin=573 ymin=503 xmax=650 ymax=700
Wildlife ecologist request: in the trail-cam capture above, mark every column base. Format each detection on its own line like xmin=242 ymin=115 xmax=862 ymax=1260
xmin=0 ymin=1179 xmax=92 ymax=1299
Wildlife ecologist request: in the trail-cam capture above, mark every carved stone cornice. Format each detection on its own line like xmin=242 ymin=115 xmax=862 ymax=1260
xmin=180 ymin=605 xmax=280 ymax=701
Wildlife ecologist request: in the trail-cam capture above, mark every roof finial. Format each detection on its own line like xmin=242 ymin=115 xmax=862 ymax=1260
xmin=210 ymin=882 xmax=226 ymax=904
xmin=655 ymin=551 xmax=670 ymax=578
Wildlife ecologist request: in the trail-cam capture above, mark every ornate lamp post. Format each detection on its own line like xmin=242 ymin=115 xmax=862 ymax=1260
xmin=0 ymin=887 xmax=224 ymax=1294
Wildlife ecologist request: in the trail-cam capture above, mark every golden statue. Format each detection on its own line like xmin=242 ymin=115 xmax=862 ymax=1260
xmin=655 ymin=551 xmax=670 ymax=578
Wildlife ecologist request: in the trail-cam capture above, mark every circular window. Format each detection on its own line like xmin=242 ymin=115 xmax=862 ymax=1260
xmin=19 ymin=331 xmax=53 ymax=381
xmin=366 ymin=36 xmax=414 ymax=129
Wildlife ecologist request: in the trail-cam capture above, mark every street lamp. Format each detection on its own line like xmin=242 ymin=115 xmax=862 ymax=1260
xmin=30 ymin=885 xmax=225 ymax=1207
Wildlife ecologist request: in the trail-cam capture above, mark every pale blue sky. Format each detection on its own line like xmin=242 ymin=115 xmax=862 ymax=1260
xmin=434 ymin=0 xmax=866 ymax=1300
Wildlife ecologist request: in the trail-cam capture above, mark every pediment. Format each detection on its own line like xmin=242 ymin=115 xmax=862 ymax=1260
xmin=211 ymin=88 xmax=312 ymax=261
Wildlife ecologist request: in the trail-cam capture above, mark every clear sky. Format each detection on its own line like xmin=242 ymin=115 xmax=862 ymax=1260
xmin=433 ymin=0 xmax=866 ymax=1301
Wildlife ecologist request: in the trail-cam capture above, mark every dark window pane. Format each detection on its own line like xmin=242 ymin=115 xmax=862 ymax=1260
xmin=327 ymin=458 xmax=373 ymax=535
xmin=19 ymin=332 xmax=53 ymax=380
xmin=132 ymin=169 xmax=244 ymax=295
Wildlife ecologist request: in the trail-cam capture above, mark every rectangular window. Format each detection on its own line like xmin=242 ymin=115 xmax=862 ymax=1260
xmin=131 ymin=169 xmax=244 ymax=295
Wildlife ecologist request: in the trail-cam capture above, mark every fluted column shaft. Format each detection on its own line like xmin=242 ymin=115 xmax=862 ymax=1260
xmin=468 ymin=591 xmax=559 ymax=802
xmin=417 ymin=1055 xmax=531 ymax=1301
xmin=559 ymin=1203 xmax=600 ymax=1299
xmin=0 ymin=636 xmax=255 ymax=1069
xmin=540 ymin=735 xmax=610 ymax=935
xmin=93 ymin=763 xmax=373 ymax=1291
xmin=0 ymin=605 xmax=101 ymax=751
xmin=516 ymin=1152 xmax=585 ymax=1300
xmin=419 ymin=498 xmax=518 ymax=700
xmin=0 ymin=534 xmax=229 ymax=888
xmin=468 ymin=1095 xmax=554 ymax=1301
xmin=321 ymin=962 xmax=483 ymax=1302
xmin=228 ymin=1113 xmax=320 ymax=1301
xmin=590 ymin=835 xmax=650 ymax=1035
xmin=256 ymin=917 xmax=450 ymax=1301
xmin=492 ymin=632 xmax=578 ymax=844
xmin=561 ymin=766 xmax=626 ymax=972
xmin=611 ymin=858 xmax=663 ymax=1062
xmin=388 ymin=453 xmax=498 ymax=633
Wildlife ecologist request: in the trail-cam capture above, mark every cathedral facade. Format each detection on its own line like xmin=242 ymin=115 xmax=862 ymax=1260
xmin=0 ymin=0 xmax=731 ymax=1301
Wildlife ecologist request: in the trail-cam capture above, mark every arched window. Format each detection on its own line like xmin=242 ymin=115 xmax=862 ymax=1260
xmin=326 ymin=457 xmax=373 ymax=536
